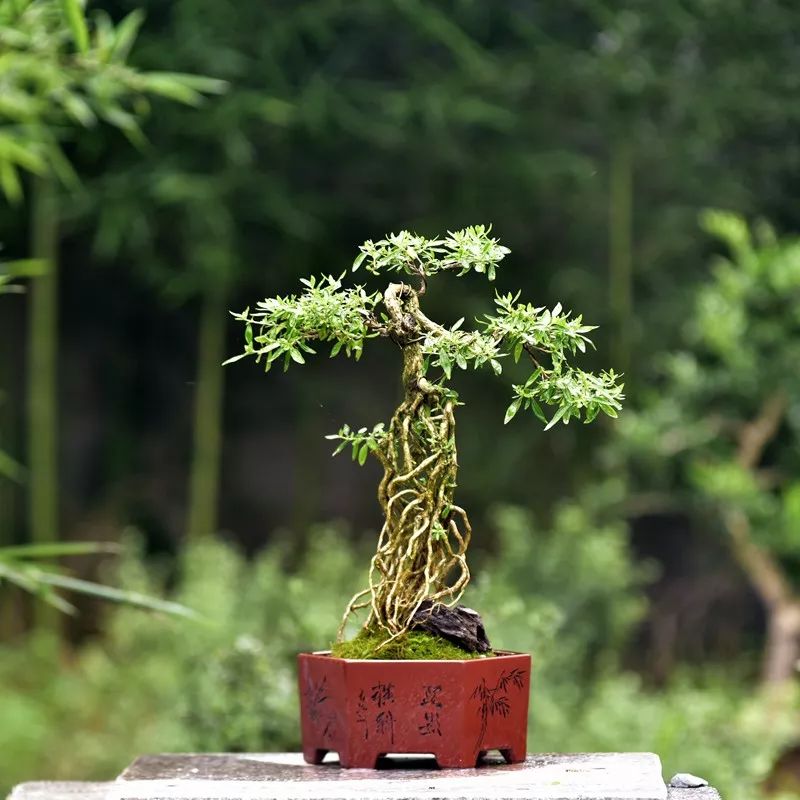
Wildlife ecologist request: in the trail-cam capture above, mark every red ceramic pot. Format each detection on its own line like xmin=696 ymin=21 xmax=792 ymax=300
xmin=298 ymin=650 xmax=531 ymax=769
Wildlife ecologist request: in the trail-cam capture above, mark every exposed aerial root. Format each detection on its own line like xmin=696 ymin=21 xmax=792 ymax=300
xmin=338 ymin=337 xmax=472 ymax=647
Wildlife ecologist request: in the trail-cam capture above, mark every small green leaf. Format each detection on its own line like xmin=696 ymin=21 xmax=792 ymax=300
xmin=530 ymin=398 xmax=547 ymax=423
xmin=61 ymin=0 xmax=89 ymax=53
xmin=221 ymin=353 xmax=250 ymax=366
xmin=357 ymin=444 xmax=369 ymax=465
xmin=544 ymin=404 xmax=568 ymax=431
xmin=504 ymin=399 xmax=521 ymax=424
xmin=439 ymin=352 xmax=452 ymax=379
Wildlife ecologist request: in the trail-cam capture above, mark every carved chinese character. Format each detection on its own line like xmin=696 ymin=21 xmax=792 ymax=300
xmin=370 ymin=681 xmax=395 ymax=708
xmin=418 ymin=710 xmax=442 ymax=736
xmin=355 ymin=689 xmax=369 ymax=741
xmin=376 ymin=709 xmax=395 ymax=743
xmin=420 ymin=684 xmax=443 ymax=708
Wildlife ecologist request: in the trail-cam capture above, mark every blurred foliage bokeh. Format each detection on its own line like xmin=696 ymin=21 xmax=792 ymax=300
xmin=3 ymin=0 xmax=800 ymax=798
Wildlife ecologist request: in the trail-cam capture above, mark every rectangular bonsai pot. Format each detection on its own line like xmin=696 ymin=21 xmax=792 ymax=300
xmin=298 ymin=650 xmax=531 ymax=769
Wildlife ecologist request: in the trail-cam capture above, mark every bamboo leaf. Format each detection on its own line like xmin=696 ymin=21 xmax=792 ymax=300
xmin=61 ymin=0 xmax=89 ymax=53
xmin=0 ymin=563 xmax=78 ymax=615
xmin=109 ymin=8 xmax=144 ymax=62
xmin=0 ymin=159 xmax=22 ymax=203
xmin=0 ymin=449 xmax=25 ymax=483
xmin=0 ymin=542 xmax=120 ymax=559
xmin=30 ymin=570 xmax=199 ymax=618
xmin=141 ymin=72 xmax=228 ymax=105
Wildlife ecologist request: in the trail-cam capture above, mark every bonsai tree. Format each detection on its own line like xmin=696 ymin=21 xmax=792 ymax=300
xmin=228 ymin=226 xmax=624 ymax=651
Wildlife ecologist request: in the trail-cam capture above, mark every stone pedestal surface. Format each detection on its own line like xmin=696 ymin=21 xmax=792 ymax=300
xmin=8 ymin=752 xmax=723 ymax=800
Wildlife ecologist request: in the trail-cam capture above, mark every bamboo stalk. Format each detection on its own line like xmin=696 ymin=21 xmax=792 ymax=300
xmin=26 ymin=177 xmax=59 ymax=630
xmin=0 ymin=306 xmax=19 ymax=547
xmin=186 ymin=284 xmax=227 ymax=540
xmin=609 ymin=136 xmax=633 ymax=373
xmin=27 ymin=177 xmax=59 ymax=548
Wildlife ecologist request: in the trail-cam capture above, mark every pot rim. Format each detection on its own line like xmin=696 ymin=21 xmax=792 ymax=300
xmin=299 ymin=649 xmax=530 ymax=664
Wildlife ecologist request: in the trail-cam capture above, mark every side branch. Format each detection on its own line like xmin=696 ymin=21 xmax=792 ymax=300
xmin=725 ymin=391 xmax=791 ymax=610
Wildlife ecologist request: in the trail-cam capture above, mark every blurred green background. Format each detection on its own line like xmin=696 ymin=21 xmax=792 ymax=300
xmin=2 ymin=2 xmax=800 ymax=798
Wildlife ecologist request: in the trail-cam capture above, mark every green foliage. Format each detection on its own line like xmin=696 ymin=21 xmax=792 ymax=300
xmin=225 ymin=275 xmax=381 ymax=371
xmin=353 ymin=225 xmax=510 ymax=281
xmin=180 ymin=634 xmax=295 ymax=752
xmin=483 ymin=293 xmax=623 ymax=427
xmin=620 ymin=212 xmax=800 ymax=558
xmin=0 ymin=0 xmax=226 ymax=201
xmin=0 ymin=526 xmax=364 ymax=791
xmin=324 ymin=423 xmax=387 ymax=466
xmin=471 ymin=494 xmax=795 ymax=800
xmin=332 ymin=630 xmax=487 ymax=661
xmin=420 ymin=318 xmax=503 ymax=380
xmin=472 ymin=488 xmax=649 ymax=678
xmin=535 ymin=672 xmax=796 ymax=800
xmin=230 ymin=227 xmax=624 ymax=432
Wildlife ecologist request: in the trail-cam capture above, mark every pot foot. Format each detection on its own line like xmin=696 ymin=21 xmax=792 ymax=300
xmin=302 ymin=747 xmax=328 ymax=765
xmin=338 ymin=752 xmax=380 ymax=769
xmin=500 ymin=746 xmax=526 ymax=765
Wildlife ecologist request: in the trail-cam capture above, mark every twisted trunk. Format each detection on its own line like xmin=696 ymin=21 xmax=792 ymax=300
xmin=339 ymin=283 xmax=471 ymax=645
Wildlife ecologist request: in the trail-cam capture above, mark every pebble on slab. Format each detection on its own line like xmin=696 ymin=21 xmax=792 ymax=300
xmin=669 ymin=773 xmax=709 ymax=788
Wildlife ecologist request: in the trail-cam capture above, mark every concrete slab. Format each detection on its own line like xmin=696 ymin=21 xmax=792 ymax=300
xmin=8 ymin=782 xmax=112 ymax=799
xmin=9 ymin=752 xmax=721 ymax=800
xmin=118 ymin=751 xmax=668 ymax=799
xmin=667 ymin=791 xmax=721 ymax=800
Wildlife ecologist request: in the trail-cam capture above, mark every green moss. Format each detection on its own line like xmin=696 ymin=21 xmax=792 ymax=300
xmin=331 ymin=629 xmax=490 ymax=660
